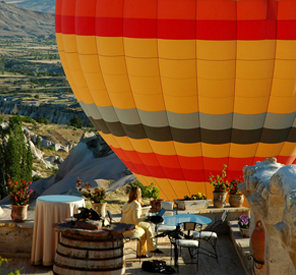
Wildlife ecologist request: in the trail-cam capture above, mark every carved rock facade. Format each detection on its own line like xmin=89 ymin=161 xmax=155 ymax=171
xmin=240 ymin=158 xmax=296 ymax=275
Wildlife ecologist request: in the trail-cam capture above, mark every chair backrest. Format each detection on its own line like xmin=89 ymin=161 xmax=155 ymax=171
xmin=221 ymin=211 xmax=228 ymax=223
xmin=107 ymin=210 xmax=113 ymax=224
xmin=212 ymin=211 xmax=228 ymax=235
xmin=182 ymin=222 xmax=201 ymax=237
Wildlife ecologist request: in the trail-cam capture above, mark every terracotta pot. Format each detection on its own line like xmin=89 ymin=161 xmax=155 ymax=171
xmin=150 ymin=199 xmax=164 ymax=213
xmin=251 ymin=220 xmax=265 ymax=263
xmin=11 ymin=204 xmax=28 ymax=222
xmin=229 ymin=194 xmax=244 ymax=207
xmin=213 ymin=192 xmax=227 ymax=208
xmin=91 ymin=202 xmax=107 ymax=218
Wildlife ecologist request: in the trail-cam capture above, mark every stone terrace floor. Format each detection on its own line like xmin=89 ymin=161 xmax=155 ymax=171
xmin=1 ymin=235 xmax=246 ymax=274
xmin=0 ymin=207 xmax=248 ymax=275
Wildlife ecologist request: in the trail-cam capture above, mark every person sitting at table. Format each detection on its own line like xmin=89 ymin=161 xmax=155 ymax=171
xmin=121 ymin=186 xmax=163 ymax=258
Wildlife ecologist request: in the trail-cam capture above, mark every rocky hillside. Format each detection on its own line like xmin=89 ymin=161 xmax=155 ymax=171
xmin=0 ymin=1 xmax=55 ymax=38
xmin=6 ymin=0 xmax=55 ymax=14
xmin=0 ymin=96 xmax=90 ymax=126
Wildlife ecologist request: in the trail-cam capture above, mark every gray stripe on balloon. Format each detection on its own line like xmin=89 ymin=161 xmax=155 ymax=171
xmin=80 ymin=103 xmax=296 ymax=130
xmin=87 ymin=118 xmax=296 ymax=144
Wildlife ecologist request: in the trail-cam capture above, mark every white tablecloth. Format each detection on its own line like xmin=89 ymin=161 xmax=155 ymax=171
xmin=31 ymin=195 xmax=85 ymax=266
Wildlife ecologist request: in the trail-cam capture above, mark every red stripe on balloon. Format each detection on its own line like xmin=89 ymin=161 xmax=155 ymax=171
xmin=76 ymin=16 xmax=96 ymax=36
xmin=110 ymin=146 xmax=296 ymax=181
xmin=277 ymin=20 xmax=296 ymax=39
xmin=57 ymin=16 xmax=296 ymax=40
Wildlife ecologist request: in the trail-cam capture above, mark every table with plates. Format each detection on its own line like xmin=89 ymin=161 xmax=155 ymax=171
xmin=31 ymin=195 xmax=85 ymax=266
xmin=162 ymin=213 xmax=212 ymax=267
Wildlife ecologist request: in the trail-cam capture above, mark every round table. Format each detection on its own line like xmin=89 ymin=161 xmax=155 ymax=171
xmin=31 ymin=195 xmax=85 ymax=266
xmin=163 ymin=213 xmax=212 ymax=226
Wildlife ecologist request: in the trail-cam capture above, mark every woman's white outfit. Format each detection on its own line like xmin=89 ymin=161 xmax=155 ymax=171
xmin=121 ymin=200 xmax=156 ymax=256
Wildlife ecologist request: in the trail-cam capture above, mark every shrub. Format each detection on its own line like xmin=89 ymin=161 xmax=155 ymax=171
xmin=21 ymin=116 xmax=37 ymax=125
xmin=69 ymin=116 xmax=83 ymax=128
xmin=126 ymin=181 xmax=160 ymax=200
xmin=37 ymin=117 xmax=50 ymax=125
xmin=32 ymin=175 xmax=42 ymax=182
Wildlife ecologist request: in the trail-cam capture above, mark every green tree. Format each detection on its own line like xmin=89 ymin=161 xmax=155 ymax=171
xmin=69 ymin=116 xmax=83 ymax=128
xmin=0 ymin=116 xmax=33 ymax=198
xmin=4 ymin=135 xmax=21 ymax=183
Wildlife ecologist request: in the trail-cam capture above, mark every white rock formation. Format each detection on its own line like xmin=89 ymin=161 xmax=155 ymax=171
xmin=0 ymin=134 xmax=136 ymax=206
xmin=240 ymin=158 xmax=296 ymax=275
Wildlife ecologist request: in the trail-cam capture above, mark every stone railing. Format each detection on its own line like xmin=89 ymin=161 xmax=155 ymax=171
xmin=239 ymin=158 xmax=296 ymax=275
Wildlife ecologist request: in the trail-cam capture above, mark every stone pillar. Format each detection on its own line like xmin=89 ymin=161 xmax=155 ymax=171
xmin=241 ymin=158 xmax=296 ymax=275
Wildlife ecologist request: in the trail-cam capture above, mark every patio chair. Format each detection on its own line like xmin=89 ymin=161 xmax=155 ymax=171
xmin=107 ymin=210 xmax=143 ymax=261
xmin=155 ymin=208 xmax=177 ymax=245
xmin=192 ymin=210 xmax=228 ymax=263
xmin=175 ymin=222 xmax=202 ymax=272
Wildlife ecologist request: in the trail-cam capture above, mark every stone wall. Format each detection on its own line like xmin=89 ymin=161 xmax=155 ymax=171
xmin=240 ymin=158 xmax=296 ymax=275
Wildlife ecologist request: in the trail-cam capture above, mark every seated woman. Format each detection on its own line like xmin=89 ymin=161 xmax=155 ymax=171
xmin=121 ymin=186 xmax=163 ymax=258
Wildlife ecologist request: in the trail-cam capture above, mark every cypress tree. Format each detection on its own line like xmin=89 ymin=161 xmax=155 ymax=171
xmin=5 ymin=134 xmax=20 ymax=182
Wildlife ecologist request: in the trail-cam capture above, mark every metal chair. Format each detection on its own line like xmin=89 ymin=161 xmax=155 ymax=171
xmin=107 ymin=210 xmax=143 ymax=260
xmin=175 ymin=222 xmax=202 ymax=272
xmin=192 ymin=210 xmax=228 ymax=263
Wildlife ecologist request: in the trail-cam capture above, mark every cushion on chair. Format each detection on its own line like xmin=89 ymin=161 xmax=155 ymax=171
xmin=193 ymin=231 xmax=218 ymax=239
xmin=176 ymin=239 xmax=199 ymax=248
xmin=157 ymin=225 xmax=177 ymax=232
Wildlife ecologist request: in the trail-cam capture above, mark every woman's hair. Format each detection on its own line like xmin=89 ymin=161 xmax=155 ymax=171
xmin=128 ymin=186 xmax=142 ymax=203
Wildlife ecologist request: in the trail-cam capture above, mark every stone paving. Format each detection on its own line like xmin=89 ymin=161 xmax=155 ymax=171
xmin=0 ymin=234 xmax=245 ymax=275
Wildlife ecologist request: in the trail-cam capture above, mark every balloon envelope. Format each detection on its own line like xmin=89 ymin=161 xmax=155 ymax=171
xmin=55 ymin=0 xmax=296 ymax=201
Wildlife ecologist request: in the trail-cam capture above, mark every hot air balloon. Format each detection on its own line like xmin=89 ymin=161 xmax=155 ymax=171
xmin=55 ymin=0 xmax=296 ymax=201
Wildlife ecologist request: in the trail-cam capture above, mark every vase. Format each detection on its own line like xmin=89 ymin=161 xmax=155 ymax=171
xmin=251 ymin=221 xmax=265 ymax=264
xmin=213 ymin=192 xmax=227 ymax=208
xmin=239 ymin=225 xmax=250 ymax=238
xmin=174 ymin=199 xmax=211 ymax=210
xmin=11 ymin=204 xmax=28 ymax=222
xmin=229 ymin=194 xmax=244 ymax=207
xmin=91 ymin=202 xmax=107 ymax=218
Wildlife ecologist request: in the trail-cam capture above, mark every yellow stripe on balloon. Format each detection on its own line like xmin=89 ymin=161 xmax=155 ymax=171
xmin=256 ymin=143 xmax=285 ymax=158
xmin=124 ymin=37 xmax=158 ymax=58
xmin=96 ymin=37 xmax=124 ymax=56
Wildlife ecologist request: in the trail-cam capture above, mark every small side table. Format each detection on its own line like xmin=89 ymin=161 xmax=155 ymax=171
xmin=31 ymin=195 xmax=85 ymax=266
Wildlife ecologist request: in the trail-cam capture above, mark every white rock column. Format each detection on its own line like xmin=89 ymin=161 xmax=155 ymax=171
xmin=241 ymin=158 xmax=296 ymax=275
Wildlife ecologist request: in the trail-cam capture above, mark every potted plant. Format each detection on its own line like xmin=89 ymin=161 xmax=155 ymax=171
xmin=9 ymin=177 xmax=33 ymax=222
xmin=76 ymin=178 xmax=107 ymax=217
xmin=146 ymin=183 xmax=162 ymax=213
xmin=228 ymin=177 xmax=244 ymax=207
xmin=208 ymin=164 xmax=229 ymax=208
xmin=174 ymin=193 xmax=211 ymax=210
xmin=238 ymin=213 xmax=250 ymax=238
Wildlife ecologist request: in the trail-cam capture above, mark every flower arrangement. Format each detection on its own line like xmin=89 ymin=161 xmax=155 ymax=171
xmin=208 ymin=164 xmax=229 ymax=192
xmin=76 ymin=178 xmax=106 ymax=203
xmin=184 ymin=192 xmax=207 ymax=200
xmin=228 ymin=177 xmax=243 ymax=195
xmin=9 ymin=177 xmax=33 ymax=206
xmin=238 ymin=213 xmax=250 ymax=229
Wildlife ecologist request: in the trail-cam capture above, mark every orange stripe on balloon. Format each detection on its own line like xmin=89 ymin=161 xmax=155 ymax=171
xmin=109 ymin=145 xmax=296 ymax=181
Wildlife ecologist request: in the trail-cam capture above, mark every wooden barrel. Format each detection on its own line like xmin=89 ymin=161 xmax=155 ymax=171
xmin=53 ymin=231 xmax=125 ymax=275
